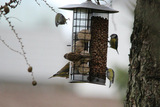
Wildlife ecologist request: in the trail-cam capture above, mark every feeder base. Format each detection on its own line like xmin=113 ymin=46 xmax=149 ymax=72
xmin=70 ymin=74 xmax=89 ymax=83
xmin=69 ymin=74 xmax=106 ymax=85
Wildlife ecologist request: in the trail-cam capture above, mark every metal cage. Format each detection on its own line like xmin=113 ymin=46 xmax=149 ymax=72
xmin=70 ymin=8 xmax=93 ymax=83
xmin=60 ymin=0 xmax=118 ymax=85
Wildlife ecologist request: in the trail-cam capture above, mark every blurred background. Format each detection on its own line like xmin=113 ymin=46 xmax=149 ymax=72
xmin=0 ymin=0 xmax=136 ymax=107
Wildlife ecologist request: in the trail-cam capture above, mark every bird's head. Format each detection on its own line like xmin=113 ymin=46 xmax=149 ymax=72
xmin=108 ymin=68 xmax=114 ymax=72
xmin=110 ymin=34 xmax=118 ymax=39
xmin=64 ymin=53 xmax=68 ymax=59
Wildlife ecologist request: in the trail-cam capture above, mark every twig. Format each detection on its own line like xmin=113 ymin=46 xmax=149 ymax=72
xmin=0 ymin=0 xmax=19 ymax=10
xmin=0 ymin=36 xmax=23 ymax=55
xmin=42 ymin=0 xmax=58 ymax=13
xmin=3 ymin=15 xmax=29 ymax=66
xmin=35 ymin=0 xmax=41 ymax=6
xmin=8 ymin=16 xmax=22 ymax=22
xmin=3 ymin=14 xmax=35 ymax=81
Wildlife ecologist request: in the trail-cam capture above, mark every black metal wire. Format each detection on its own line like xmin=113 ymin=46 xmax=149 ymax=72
xmin=71 ymin=8 xmax=92 ymax=82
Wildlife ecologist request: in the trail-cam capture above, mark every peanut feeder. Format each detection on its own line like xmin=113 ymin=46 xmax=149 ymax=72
xmin=60 ymin=0 xmax=118 ymax=85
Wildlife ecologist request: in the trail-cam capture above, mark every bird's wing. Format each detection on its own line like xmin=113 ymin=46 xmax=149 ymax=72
xmin=55 ymin=13 xmax=60 ymax=27
xmin=58 ymin=62 xmax=70 ymax=73
xmin=110 ymin=38 xmax=116 ymax=48
xmin=49 ymin=62 xmax=70 ymax=79
xmin=115 ymin=37 xmax=118 ymax=50
xmin=59 ymin=14 xmax=66 ymax=24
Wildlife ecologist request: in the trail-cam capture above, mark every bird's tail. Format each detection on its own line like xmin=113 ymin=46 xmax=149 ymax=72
xmin=48 ymin=74 xmax=56 ymax=79
xmin=116 ymin=49 xmax=119 ymax=54
xmin=65 ymin=18 xmax=70 ymax=24
xmin=109 ymin=81 xmax=111 ymax=88
xmin=56 ymin=23 xmax=58 ymax=27
xmin=66 ymin=18 xmax=70 ymax=21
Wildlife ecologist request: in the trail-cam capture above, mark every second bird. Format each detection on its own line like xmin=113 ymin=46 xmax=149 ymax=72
xmin=106 ymin=68 xmax=115 ymax=88
xmin=55 ymin=13 xmax=68 ymax=27
xmin=109 ymin=34 xmax=119 ymax=54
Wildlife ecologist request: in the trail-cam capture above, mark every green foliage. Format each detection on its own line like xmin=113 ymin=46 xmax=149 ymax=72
xmin=115 ymin=67 xmax=128 ymax=98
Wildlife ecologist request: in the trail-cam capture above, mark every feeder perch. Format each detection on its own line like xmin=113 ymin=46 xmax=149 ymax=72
xmin=60 ymin=0 xmax=118 ymax=85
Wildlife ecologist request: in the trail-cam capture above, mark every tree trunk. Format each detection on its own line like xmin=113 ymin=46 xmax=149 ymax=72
xmin=125 ymin=0 xmax=160 ymax=107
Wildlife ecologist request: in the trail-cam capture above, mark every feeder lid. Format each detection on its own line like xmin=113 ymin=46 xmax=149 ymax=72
xmin=59 ymin=0 xmax=118 ymax=13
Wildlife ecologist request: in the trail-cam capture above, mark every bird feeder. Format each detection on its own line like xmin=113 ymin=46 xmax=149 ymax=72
xmin=60 ymin=0 xmax=118 ymax=85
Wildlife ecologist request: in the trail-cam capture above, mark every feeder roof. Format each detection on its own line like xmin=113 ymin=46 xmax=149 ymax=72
xmin=59 ymin=0 xmax=118 ymax=13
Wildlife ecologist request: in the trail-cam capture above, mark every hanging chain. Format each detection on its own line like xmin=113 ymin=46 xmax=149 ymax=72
xmin=110 ymin=0 xmax=117 ymax=31
xmin=110 ymin=0 xmax=113 ymax=7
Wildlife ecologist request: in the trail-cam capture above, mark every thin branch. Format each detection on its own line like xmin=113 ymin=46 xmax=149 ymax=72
xmin=0 ymin=36 xmax=23 ymax=55
xmin=42 ymin=0 xmax=58 ymax=13
xmin=10 ymin=1 xmax=19 ymax=8
xmin=0 ymin=0 xmax=19 ymax=10
xmin=8 ymin=16 xmax=22 ymax=22
xmin=3 ymin=14 xmax=35 ymax=81
xmin=0 ymin=0 xmax=38 ymax=85
xmin=3 ymin=14 xmax=29 ymax=66
xmin=35 ymin=0 xmax=41 ymax=6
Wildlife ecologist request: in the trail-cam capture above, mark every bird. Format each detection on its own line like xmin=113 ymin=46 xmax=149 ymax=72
xmin=109 ymin=34 xmax=119 ymax=54
xmin=55 ymin=13 xmax=68 ymax=27
xmin=49 ymin=62 xmax=70 ymax=79
xmin=64 ymin=52 xmax=90 ymax=62
xmin=106 ymin=68 xmax=115 ymax=88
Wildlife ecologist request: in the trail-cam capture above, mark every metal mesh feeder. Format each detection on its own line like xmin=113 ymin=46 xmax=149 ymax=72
xmin=60 ymin=0 xmax=118 ymax=85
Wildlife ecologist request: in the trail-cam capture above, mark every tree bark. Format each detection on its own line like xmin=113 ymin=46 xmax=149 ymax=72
xmin=125 ymin=0 xmax=160 ymax=107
